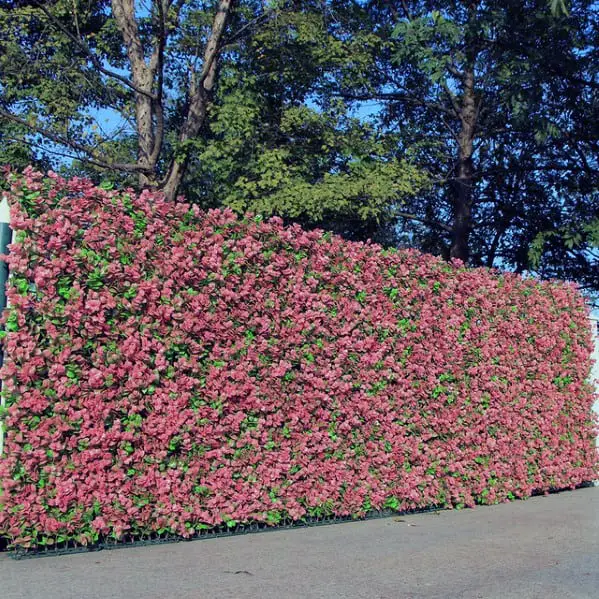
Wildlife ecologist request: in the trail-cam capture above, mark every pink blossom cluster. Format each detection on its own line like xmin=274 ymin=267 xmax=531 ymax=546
xmin=0 ymin=168 xmax=597 ymax=548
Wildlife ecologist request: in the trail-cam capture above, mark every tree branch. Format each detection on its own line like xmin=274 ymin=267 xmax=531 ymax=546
xmin=0 ymin=109 xmax=149 ymax=173
xmin=446 ymin=62 xmax=465 ymax=80
xmin=159 ymin=0 xmax=235 ymax=197
xmin=224 ymin=8 xmax=276 ymax=45
xmin=441 ymin=82 xmax=463 ymax=121
xmin=440 ymin=116 xmax=460 ymax=144
xmin=400 ymin=0 xmax=413 ymax=21
xmin=394 ymin=210 xmax=453 ymax=232
xmin=111 ymin=0 xmax=147 ymax=79
xmin=148 ymin=0 xmax=169 ymax=164
xmin=32 ymin=1 xmax=157 ymax=100
xmin=486 ymin=223 xmax=508 ymax=267
xmin=196 ymin=0 xmax=233 ymax=89
xmin=3 ymin=135 xmax=122 ymax=172
xmin=335 ymin=91 xmax=456 ymax=118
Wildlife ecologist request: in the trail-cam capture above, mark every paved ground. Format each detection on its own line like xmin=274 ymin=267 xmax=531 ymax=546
xmin=1 ymin=486 xmax=598 ymax=599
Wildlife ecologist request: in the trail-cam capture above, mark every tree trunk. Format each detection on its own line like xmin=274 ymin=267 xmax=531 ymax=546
xmin=134 ymin=70 xmax=156 ymax=188
xmin=112 ymin=0 xmax=233 ymax=199
xmin=159 ymin=80 xmax=211 ymax=201
xmin=449 ymin=64 xmax=477 ymax=263
xmin=160 ymin=0 xmax=233 ymax=201
xmin=111 ymin=0 xmax=157 ymax=186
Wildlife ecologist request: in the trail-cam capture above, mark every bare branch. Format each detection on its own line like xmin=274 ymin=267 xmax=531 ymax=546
xmin=440 ymin=116 xmax=460 ymax=144
xmin=335 ymin=91 xmax=457 ymax=118
xmin=400 ymin=0 xmax=413 ymax=21
xmin=224 ymin=8 xmax=276 ymax=45
xmin=111 ymin=0 xmax=160 ymax=178
xmin=394 ymin=210 xmax=453 ymax=232
xmin=486 ymin=223 xmax=508 ymax=267
xmin=441 ymin=82 xmax=463 ymax=121
xmin=71 ymin=0 xmax=81 ymax=38
xmin=0 ymin=109 xmax=149 ymax=173
xmin=32 ymin=1 xmax=157 ymax=100
xmin=196 ymin=0 xmax=233 ymax=89
xmin=160 ymin=0 xmax=235 ymax=198
xmin=446 ymin=63 xmax=465 ymax=80
xmin=3 ymin=135 xmax=123 ymax=172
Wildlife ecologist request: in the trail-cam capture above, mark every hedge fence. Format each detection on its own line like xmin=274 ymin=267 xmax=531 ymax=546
xmin=0 ymin=168 xmax=597 ymax=549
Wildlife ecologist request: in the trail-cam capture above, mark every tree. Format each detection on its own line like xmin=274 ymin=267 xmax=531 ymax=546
xmin=0 ymin=121 xmax=42 ymax=173
xmin=0 ymin=0 xmax=427 ymax=232
xmin=1 ymin=0 xmax=596 ymax=300
xmin=178 ymin=7 xmax=428 ymax=241
xmin=0 ymin=0 xmax=248 ymax=200
xmin=327 ymin=0 xmax=597 ymax=290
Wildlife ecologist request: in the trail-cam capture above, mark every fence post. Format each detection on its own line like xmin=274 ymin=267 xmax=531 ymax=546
xmin=0 ymin=194 xmax=12 ymax=456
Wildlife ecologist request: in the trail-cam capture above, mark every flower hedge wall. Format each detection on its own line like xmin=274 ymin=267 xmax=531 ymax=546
xmin=0 ymin=169 xmax=597 ymax=548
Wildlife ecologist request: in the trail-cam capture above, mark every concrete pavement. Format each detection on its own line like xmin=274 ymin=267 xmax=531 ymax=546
xmin=1 ymin=486 xmax=598 ymax=599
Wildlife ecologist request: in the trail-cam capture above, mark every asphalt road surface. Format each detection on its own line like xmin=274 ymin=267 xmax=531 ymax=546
xmin=2 ymin=486 xmax=598 ymax=599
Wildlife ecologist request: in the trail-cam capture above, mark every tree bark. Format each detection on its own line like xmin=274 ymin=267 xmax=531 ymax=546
xmin=449 ymin=63 xmax=478 ymax=263
xmin=10 ymin=0 xmax=242 ymax=199
xmin=111 ymin=0 xmax=233 ymax=198
xmin=111 ymin=0 xmax=156 ymax=186
xmin=160 ymin=0 xmax=233 ymax=201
